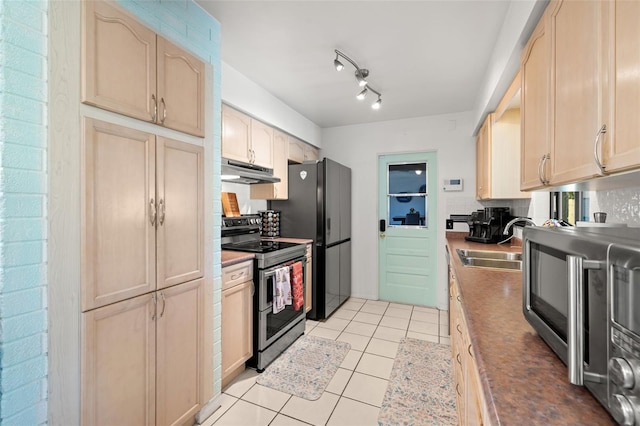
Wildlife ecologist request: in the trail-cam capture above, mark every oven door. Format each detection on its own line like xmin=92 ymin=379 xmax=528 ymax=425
xmin=257 ymin=255 xmax=307 ymax=312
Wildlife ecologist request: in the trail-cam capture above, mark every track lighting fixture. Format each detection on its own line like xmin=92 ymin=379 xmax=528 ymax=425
xmin=333 ymin=49 xmax=383 ymax=110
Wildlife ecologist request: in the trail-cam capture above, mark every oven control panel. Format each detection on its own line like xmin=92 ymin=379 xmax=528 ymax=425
xmin=609 ymin=326 xmax=640 ymax=425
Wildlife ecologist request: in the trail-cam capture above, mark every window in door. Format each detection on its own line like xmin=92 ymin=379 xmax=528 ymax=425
xmin=387 ymin=162 xmax=427 ymax=227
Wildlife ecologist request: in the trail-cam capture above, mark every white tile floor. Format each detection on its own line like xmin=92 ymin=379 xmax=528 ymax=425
xmin=203 ymin=298 xmax=450 ymax=426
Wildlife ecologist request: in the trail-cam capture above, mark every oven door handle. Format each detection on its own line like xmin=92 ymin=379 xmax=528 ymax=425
xmin=262 ymin=256 xmax=307 ymax=278
xmin=567 ymin=256 xmax=604 ymax=386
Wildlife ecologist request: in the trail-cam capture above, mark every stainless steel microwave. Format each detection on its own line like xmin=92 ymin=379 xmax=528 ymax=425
xmin=523 ymin=226 xmax=640 ymax=425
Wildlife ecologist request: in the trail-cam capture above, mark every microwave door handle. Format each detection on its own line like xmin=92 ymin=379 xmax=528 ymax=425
xmin=567 ymin=255 xmax=585 ymax=386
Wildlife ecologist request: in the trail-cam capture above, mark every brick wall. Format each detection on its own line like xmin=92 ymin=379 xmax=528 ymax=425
xmin=0 ymin=0 xmax=49 ymax=424
xmin=0 ymin=0 xmax=222 ymax=423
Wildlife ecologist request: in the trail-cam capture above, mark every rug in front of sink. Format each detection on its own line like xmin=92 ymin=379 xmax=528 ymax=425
xmin=256 ymin=335 xmax=351 ymax=400
xmin=378 ymin=338 xmax=457 ymax=426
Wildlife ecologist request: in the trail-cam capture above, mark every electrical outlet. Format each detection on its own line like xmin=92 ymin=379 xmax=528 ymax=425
xmin=446 ymin=219 xmax=454 ymax=230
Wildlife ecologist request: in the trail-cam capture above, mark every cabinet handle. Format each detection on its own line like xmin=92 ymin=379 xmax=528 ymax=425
xmin=456 ymin=295 xmax=461 ymax=302
xmin=251 ymin=282 xmax=255 ymax=297
xmin=593 ymin=124 xmax=607 ymax=174
xmin=149 ymin=198 xmax=157 ymax=227
xmin=538 ymin=154 xmax=550 ymax=185
xmin=159 ymin=292 xmax=166 ymax=318
xmin=468 ymin=344 xmax=473 ymax=358
xmin=160 ymin=97 xmax=167 ymax=124
xmin=456 ymin=324 xmax=463 ymax=334
xmin=456 ymin=353 xmax=462 ymax=365
xmin=251 ymin=149 xmax=256 ymax=164
xmin=230 ymin=271 xmax=245 ymax=280
xmin=158 ymin=199 xmax=165 ymax=226
xmin=151 ymin=94 xmax=158 ymax=122
xmin=274 ymin=186 xmax=278 ymax=198
xmin=456 ymin=383 xmax=462 ymax=397
xmin=152 ymin=293 xmax=157 ymax=320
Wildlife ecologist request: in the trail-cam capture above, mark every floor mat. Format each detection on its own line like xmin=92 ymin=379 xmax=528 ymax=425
xmin=256 ymin=334 xmax=351 ymax=401
xmin=378 ymin=337 xmax=457 ymax=425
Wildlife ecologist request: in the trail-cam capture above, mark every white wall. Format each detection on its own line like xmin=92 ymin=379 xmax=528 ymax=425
xmin=321 ymin=112 xmax=478 ymax=309
xmin=222 ymin=62 xmax=323 ymax=147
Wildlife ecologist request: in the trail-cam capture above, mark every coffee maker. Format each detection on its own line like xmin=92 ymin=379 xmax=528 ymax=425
xmin=465 ymin=207 xmax=514 ymax=244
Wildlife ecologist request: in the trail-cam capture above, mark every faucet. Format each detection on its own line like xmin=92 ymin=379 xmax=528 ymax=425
xmin=503 ymin=217 xmax=537 ymax=235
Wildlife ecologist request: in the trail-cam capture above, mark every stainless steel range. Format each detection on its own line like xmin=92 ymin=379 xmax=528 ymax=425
xmin=221 ymin=214 xmax=307 ymax=372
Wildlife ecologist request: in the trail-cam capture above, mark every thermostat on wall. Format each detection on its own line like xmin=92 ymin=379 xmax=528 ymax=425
xmin=443 ymin=178 xmax=463 ymax=192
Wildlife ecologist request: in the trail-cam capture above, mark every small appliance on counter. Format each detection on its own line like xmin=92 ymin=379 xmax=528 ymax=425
xmin=465 ymin=207 xmax=514 ymax=244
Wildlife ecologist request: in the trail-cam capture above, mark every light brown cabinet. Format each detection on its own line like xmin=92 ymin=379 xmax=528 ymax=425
xmin=82 ymin=0 xmax=205 ymax=137
xmin=305 ymin=244 xmax=313 ymax=314
xmin=520 ymin=0 xmax=640 ymax=190
xmin=251 ymin=129 xmax=289 ymax=200
xmin=288 ymin=136 xmax=320 ymax=164
xmin=82 ymin=278 xmax=204 ymax=426
xmin=82 ymin=118 xmax=204 ymax=312
xmin=221 ymin=104 xmax=274 ymax=169
xmin=221 ymin=260 xmax=254 ymax=388
xmin=475 ymin=117 xmax=490 ymax=200
xmin=450 ymin=269 xmax=491 ymax=426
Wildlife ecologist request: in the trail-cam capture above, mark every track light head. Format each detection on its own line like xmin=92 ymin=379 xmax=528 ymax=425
xmin=334 ymin=54 xmax=344 ymax=71
xmin=371 ymin=96 xmax=382 ymax=110
xmin=355 ymin=69 xmax=369 ymax=87
xmin=356 ymin=88 xmax=368 ymax=100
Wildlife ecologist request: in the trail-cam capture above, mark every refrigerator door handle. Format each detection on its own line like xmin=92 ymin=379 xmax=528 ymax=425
xmin=327 ymin=218 xmax=331 ymax=234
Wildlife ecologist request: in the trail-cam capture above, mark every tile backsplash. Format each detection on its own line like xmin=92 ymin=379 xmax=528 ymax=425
xmin=585 ymin=186 xmax=640 ymax=226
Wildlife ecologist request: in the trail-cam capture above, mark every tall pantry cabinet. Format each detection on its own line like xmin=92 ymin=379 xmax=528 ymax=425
xmin=80 ymin=2 xmax=210 ymax=425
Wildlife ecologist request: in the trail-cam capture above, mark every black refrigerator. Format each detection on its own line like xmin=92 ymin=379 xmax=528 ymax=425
xmin=270 ymin=158 xmax=351 ymax=320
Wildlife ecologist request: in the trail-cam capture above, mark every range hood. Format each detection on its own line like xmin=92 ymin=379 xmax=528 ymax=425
xmin=221 ymin=158 xmax=281 ymax=184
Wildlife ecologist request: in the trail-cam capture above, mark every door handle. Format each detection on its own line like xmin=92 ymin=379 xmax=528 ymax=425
xmin=379 ymin=232 xmax=385 ymax=239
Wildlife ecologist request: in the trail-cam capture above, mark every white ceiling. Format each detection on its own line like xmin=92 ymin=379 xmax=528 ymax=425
xmin=196 ymin=1 xmax=512 ymax=128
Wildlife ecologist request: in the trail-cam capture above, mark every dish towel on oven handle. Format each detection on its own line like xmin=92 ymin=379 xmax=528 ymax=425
xmin=291 ymin=261 xmax=304 ymax=311
xmin=273 ymin=266 xmax=291 ymax=314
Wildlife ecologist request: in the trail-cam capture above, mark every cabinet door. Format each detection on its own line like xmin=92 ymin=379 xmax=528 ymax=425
xmin=520 ymin=12 xmax=550 ymax=190
xmin=82 ymin=294 xmax=156 ymax=426
xmin=305 ymin=245 xmax=313 ymax=313
xmin=288 ymin=136 xmax=305 ymax=163
xmin=304 ymin=145 xmax=320 ymax=162
xmin=251 ymin=119 xmax=274 ymax=169
xmin=157 ymin=37 xmax=205 ymax=137
xmin=548 ymin=0 xmax=603 ymax=185
xmin=156 ymin=279 xmax=204 ymax=426
xmin=156 ymin=137 xmax=204 ymax=289
xmin=221 ymin=280 xmax=253 ymax=383
xmin=250 ymin=129 xmax=288 ymax=199
xmin=476 ymin=117 xmax=491 ymax=200
xmin=82 ymin=0 xmax=156 ymax=122
xmin=604 ymin=0 xmax=640 ymax=173
xmin=83 ymin=119 xmax=156 ymax=311
xmin=221 ymin=105 xmax=251 ymax=163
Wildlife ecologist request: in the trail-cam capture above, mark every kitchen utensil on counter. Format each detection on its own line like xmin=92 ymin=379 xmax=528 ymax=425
xmin=594 ymin=212 xmax=607 ymax=223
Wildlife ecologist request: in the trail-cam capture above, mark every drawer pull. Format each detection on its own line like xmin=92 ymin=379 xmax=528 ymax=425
xmin=456 ymin=383 xmax=462 ymax=397
xmin=456 ymin=324 xmax=462 ymax=334
xmin=468 ymin=344 xmax=473 ymax=358
xmin=230 ymin=272 xmax=246 ymax=280
xmin=456 ymin=353 xmax=462 ymax=365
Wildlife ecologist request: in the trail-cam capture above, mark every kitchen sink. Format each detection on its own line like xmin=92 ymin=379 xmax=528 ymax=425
xmin=456 ymin=249 xmax=522 ymax=270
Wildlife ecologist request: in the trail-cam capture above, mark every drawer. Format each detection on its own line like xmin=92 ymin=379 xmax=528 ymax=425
xmin=222 ymin=260 xmax=253 ymax=290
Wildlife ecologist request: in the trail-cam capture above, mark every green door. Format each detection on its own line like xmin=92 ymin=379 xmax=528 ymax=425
xmin=378 ymin=152 xmax=438 ymax=306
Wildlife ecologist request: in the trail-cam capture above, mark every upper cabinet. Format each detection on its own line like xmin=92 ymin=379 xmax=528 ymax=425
xmin=288 ymin=136 xmax=320 ymax=164
xmin=221 ymin=104 xmax=274 ymax=169
xmin=250 ymin=129 xmax=289 ymax=200
xmin=602 ymin=0 xmax=640 ymax=173
xmin=82 ymin=0 xmax=205 ymax=137
xmin=521 ymin=0 xmax=640 ymax=190
xmin=476 ymin=74 xmax=530 ymax=200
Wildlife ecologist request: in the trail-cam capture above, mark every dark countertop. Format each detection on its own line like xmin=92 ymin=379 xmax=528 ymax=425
xmin=446 ymin=233 xmax=614 ymax=425
xmin=221 ymin=251 xmax=254 ymax=268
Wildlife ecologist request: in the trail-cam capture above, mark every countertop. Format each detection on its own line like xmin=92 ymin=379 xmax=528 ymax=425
xmin=263 ymin=237 xmax=313 ymax=244
xmin=446 ymin=233 xmax=614 ymax=425
xmin=221 ymin=251 xmax=254 ymax=268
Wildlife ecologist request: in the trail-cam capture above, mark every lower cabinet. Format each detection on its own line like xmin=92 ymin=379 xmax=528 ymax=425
xmin=305 ymin=244 xmax=312 ymax=314
xmin=221 ymin=260 xmax=254 ymax=388
xmin=450 ymin=270 xmax=491 ymax=426
xmin=82 ymin=278 xmax=204 ymax=426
